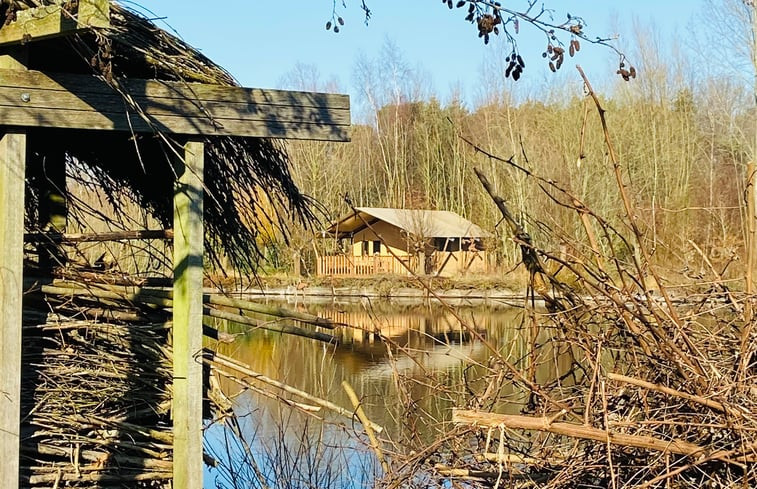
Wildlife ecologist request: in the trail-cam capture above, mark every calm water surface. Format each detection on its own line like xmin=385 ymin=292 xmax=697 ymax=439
xmin=203 ymin=298 xmax=570 ymax=488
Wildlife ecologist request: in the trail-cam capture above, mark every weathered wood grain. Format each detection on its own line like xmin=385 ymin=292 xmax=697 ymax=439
xmin=0 ymin=0 xmax=109 ymax=47
xmin=0 ymin=130 xmax=27 ymax=489
xmin=0 ymin=69 xmax=351 ymax=140
xmin=172 ymin=140 xmax=205 ymax=489
xmin=0 ymin=48 xmax=26 ymax=489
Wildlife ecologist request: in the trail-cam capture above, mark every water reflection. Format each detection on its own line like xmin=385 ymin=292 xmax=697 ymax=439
xmin=204 ymin=299 xmax=573 ymax=488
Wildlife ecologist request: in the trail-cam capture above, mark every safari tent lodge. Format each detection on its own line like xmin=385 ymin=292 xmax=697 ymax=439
xmin=318 ymin=207 xmax=491 ymax=277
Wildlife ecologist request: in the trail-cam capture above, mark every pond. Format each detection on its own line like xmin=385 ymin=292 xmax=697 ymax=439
xmin=202 ymin=297 xmax=573 ymax=489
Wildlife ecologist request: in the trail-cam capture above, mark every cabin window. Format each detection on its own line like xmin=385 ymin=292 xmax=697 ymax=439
xmin=373 ymin=240 xmax=381 ymax=255
xmin=434 ymin=237 xmax=459 ymax=251
xmin=362 ymin=241 xmax=369 ymax=256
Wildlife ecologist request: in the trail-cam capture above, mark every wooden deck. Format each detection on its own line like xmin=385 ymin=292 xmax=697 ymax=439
xmin=317 ymin=254 xmax=411 ymax=276
xmin=318 ymin=251 xmax=491 ymax=277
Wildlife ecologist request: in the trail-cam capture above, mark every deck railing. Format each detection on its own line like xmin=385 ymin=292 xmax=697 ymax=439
xmin=317 ymin=254 xmax=411 ymax=276
xmin=317 ymin=251 xmax=491 ymax=277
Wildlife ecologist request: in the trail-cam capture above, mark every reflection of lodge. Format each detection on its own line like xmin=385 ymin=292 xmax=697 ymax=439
xmin=316 ymin=307 xmax=482 ymax=346
xmin=318 ymin=207 xmax=492 ymax=277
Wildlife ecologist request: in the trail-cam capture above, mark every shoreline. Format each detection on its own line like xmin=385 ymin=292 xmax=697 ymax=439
xmin=229 ymin=285 xmax=531 ymax=308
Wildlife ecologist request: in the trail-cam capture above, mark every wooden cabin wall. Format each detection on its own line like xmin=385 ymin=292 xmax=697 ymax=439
xmin=351 ymin=222 xmax=411 ymax=258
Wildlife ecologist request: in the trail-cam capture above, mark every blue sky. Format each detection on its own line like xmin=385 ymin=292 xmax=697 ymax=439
xmin=133 ymin=1 xmax=700 ymax=108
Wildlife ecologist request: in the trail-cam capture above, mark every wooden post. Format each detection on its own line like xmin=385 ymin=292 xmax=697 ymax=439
xmin=0 ymin=46 xmax=27 ymax=489
xmin=173 ymin=140 xmax=204 ymax=489
xmin=0 ymin=130 xmax=27 ymax=489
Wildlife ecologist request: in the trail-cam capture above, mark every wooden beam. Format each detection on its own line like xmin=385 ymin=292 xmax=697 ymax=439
xmin=0 ymin=130 xmax=27 ymax=489
xmin=0 ymin=47 xmax=26 ymax=489
xmin=0 ymin=69 xmax=351 ymax=141
xmin=0 ymin=0 xmax=109 ymax=47
xmin=172 ymin=140 xmax=204 ymax=489
xmin=24 ymin=229 xmax=173 ymax=243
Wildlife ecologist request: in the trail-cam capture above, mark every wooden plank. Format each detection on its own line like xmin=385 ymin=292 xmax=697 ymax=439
xmin=172 ymin=140 xmax=204 ymax=489
xmin=0 ymin=69 xmax=351 ymax=141
xmin=0 ymin=85 xmax=351 ymax=124
xmin=0 ymin=130 xmax=27 ymax=489
xmin=0 ymin=0 xmax=109 ymax=47
xmin=0 ymin=47 xmax=26 ymax=489
xmin=0 ymin=69 xmax=350 ymax=108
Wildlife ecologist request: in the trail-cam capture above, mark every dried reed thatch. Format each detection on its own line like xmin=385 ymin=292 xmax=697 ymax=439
xmin=5 ymin=0 xmax=315 ymax=272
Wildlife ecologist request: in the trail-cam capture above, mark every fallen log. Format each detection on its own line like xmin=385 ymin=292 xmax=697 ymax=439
xmin=452 ymin=409 xmax=756 ymax=463
xmin=33 ymin=283 xmax=338 ymax=343
xmin=203 ymin=306 xmax=338 ymax=344
xmin=343 ymin=380 xmax=389 ymax=473
xmin=211 ymin=366 xmax=321 ymax=412
xmin=40 ymin=280 xmax=342 ymax=328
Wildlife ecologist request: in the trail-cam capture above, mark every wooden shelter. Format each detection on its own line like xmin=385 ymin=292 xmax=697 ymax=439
xmin=318 ymin=207 xmax=491 ymax=277
xmin=0 ymin=2 xmax=349 ymax=488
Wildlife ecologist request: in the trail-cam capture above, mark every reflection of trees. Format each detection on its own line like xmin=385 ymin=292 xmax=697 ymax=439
xmin=211 ymin=302 xmax=572 ymax=425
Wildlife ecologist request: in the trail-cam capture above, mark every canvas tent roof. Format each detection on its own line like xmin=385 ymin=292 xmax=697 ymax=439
xmin=326 ymin=207 xmax=491 ymax=239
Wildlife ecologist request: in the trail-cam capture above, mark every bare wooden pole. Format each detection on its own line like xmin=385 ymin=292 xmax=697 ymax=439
xmin=0 ymin=129 xmax=26 ymax=489
xmin=172 ymin=140 xmax=204 ymax=489
xmin=0 ymin=46 xmax=27 ymax=489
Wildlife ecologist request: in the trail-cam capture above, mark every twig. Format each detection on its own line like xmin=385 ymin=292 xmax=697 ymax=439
xmin=342 ymin=380 xmax=390 ymax=473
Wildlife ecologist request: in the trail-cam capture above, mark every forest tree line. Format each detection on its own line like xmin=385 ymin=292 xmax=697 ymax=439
xmin=275 ymin=11 xmax=755 ymax=282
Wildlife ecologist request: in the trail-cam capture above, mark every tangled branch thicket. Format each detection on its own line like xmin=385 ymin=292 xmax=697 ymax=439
xmin=359 ymin=70 xmax=756 ymax=488
xmin=200 ymin=69 xmax=756 ymax=487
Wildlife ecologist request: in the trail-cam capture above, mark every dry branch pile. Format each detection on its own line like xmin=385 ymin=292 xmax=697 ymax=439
xmin=19 ymin=262 xmax=343 ymax=488
xmin=20 ymin=297 xmax=174 ymax=488
xmin=374 ymin=70 xmax=757 ymax=488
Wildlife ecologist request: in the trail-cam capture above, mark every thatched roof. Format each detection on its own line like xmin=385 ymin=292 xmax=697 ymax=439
xmin=3 ymin=1 xmax=317 ymax=271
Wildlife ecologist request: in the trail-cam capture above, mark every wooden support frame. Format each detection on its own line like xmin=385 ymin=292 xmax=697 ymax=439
xmin=172 ymin=140 xmax=205 ymax=489
xmin=0 ymin=0 xmax=109 ymax=47
xmin=0 ymin=130 xmax=27 ymax=489
xmin=0 ymin=69 xmax=351 ymax=141
xmin=0 ymin=46 xmax=27 ymax=489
